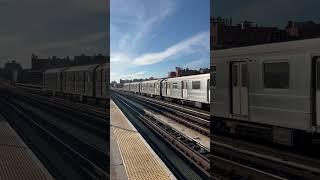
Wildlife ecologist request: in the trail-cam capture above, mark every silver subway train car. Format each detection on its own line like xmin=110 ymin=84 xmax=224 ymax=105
xmin=212 ymin=38 xmax=320 ymax=146
xmin=162 ymin=73 xmax=210 ymax=108
xmin=43 ymin=63 xmax=109 ymax=101
xmin=123 ymin=73 xmax=210 ymax=108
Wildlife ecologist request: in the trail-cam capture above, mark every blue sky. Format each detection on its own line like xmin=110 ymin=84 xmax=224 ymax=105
xmin=111 ymin=0 xmax=210 ymax=82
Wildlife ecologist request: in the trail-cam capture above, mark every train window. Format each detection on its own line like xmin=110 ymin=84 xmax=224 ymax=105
xmin=173 ymin=82 xmax=178 ymax=89
xmin=232 ymin=65 xmax=238 ymax=87
xmin=192 ymin=81 xmax=201 ymax=89
xmin=211 ymin=65 xmax=216 ymax=72
xmin=264 ymin=62 xmax=289 ymax=89
xmin=212 ymin=72 xmax=216 ymax=87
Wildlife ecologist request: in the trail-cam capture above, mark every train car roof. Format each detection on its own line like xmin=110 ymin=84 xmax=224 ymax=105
xmin=130 ymin=81 xmax=141 ymax=85
xmin=164 ymin=73 xmax=210 ymax=81
xmin=141 ymin=79 xmax=161 ymax=83
xmin=65 ymin=64 xmax=100 ymax=72
xmin=212 ymin=38 xmax=320 ymax=58
xmin=44 ymin=67 xmax=67 ymax=74
xmin=96 ymin=63 xmax=109 ymax=70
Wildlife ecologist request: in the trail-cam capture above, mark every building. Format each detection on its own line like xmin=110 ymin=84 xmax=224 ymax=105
xmin=31 ymin=54 xmax=108 ymax=72
xmin=168 ymin=67 xmax=209 ymax=78
xmin=211 ymin=17 xmax=288 ymax=50
xmin=286 ymin=20 xmax=320 ymax=39
xmin=31 ymin=54 xmax=73 ymax=71
xmin=199 ymin=68 xmax=210 ymax=74
xmin=2 ymin=61 xmax=23 ymax=82
xmin=168 ymin=71 xmax=176 ymax=78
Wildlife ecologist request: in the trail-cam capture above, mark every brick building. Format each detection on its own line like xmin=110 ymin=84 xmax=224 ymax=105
xmin=31 ymin=54 xmax=108 ymax=71
xmin=211 ymin=17 xmax=288 ymax=50
xmin=168 ymin=67 xmax=209 ymax=78
xmin=286 ymin=20 xmax=320 ymax=39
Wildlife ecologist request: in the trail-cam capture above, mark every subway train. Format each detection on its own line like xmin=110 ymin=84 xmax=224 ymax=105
xmin=43 ymin=63 xmax=109 ymax=102
xmin=123 ymin=73 xmax=210 ymax=108
xmin=212 ymin=38 xmax=320 ymax=146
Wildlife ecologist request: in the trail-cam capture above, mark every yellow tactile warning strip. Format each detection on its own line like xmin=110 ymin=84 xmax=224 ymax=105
xmin=110 ymin=100 xmax=174 ymax=180
xmin=0 ymin=146 xmax=48 ymax=179
xmin=0 ymin=118 xmax=53 ymax=180
xmin=113 ymin=128 xmax=170 ymax=180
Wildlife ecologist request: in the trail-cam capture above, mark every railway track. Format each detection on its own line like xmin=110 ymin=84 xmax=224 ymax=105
xmin=112 ymin=92 xmax=210 ymax=179
xmin=8 ymin=87 xmax=108 ymax=133
xmin=113 ymin=89 xmax=209 ymax=120
xmin=113 ymin=90 xmax=210 ymax=136
xmin=13 ymin=86 xmax=108 ymax=119
xmin=212 ymin=135 xmax=320 ymax=179
xmin=0 ymin=95 xmax=108 ymax=179
xmin=14 ymin=83 xmax=108 ymax=112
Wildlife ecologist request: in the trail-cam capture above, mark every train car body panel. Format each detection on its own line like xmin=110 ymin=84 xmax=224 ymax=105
xmin=163 ymin=74 xmax=210 ymax=104
xmin=43 ymin=67 xmax=67 ymax=92
xmin=64 ymin=64 xmax=100 ymax=97
xmin=123 ymin=83 xmax=130 ymax=91
xmin=212 ymin=38 xmax=320 ymax=134
xmin=95 ymin=63 xmax=109 ymax=99
xmin=130 ymin=82 xmax=140 ymax=93
xmin=141 ymin=79 xmax=160 ymax=96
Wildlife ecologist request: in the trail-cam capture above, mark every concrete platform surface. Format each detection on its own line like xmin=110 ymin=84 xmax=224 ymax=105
xmin=110 ymin=100 xmax=176 ymax=180
xmin=0 ymin=114 xmax=54 ymax=180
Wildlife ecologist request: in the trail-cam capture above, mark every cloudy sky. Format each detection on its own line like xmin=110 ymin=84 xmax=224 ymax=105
xmin=0 ymin=0 xmax=108 ymax=68
xmin=110 ymin=0 xmax=210 ymax=82
xmin=213 ymin=0 xmax=320 ymax=28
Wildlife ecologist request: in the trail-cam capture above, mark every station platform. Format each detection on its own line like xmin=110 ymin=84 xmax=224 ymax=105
xmin=0 ymin=115 xmax=53 ymax=180
xmin=110 ymin=100 xmax=176 ymax=180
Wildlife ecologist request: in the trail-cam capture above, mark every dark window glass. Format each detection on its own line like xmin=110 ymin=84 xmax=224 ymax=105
xmin=212 ymin=72 xmax=216 ymax=87
xmin=264 ymin=62 xmax=289 ymax=89
xmin=211 ymin=65 xmax=216 ymax=71
xmin=173 ymin=82 xmax=178 ymax=89
xmin=232 ymin=64 xmax=238 ymax=87
xmin=192 ymin=81 xmax=201 ymax=89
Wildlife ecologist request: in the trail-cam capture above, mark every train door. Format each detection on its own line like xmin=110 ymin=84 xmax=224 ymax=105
xmin=167 ymin=82 xmax=170 ymax=96
xmin=83 ymin=72 xmax=86 ymax=95
xmin=163 ymin=82 xmax=167 ymax=96
xmin=315 ymin=57 xmax=320 ymax=126
xmin=183 ymin=81 xmax=188 ymax=99
xmin=207 ymin=79 xmax=210 ymax=102
xmin=55 ymin=72 xmax=58 ymax=92
xmin=181 ymin=81 xmax=187 ymax=99
xmin=231 ymin=62 xmax=248 ymax=116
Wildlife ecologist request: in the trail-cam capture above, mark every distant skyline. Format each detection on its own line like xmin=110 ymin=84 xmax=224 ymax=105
xmin=111 ymin=0 xmax=210 ymax=82
xmin=212 ymin=0 xmax=320 ymax=28
xmin=0 ymin=0 xmax=108 ymax=68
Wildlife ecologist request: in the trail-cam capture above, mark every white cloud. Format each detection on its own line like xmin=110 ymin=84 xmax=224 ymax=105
xmin=110 ymin=52 xmax=130 ymax=62
xmin=112 ymin=0 xmax=175 ymax=51
xmin=132 ymin=31 xmax=209 ymax=65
